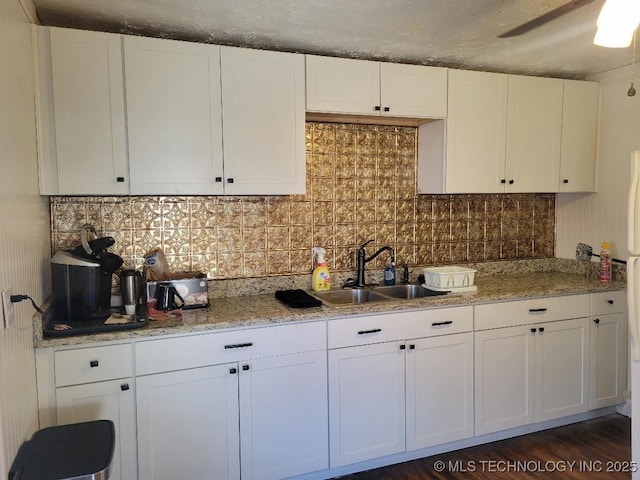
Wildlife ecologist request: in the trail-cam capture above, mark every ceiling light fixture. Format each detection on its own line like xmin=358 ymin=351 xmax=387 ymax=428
xmin=593 ymin=0 xmax=640 ymax=48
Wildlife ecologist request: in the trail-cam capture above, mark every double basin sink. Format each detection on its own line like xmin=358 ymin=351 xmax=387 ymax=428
xmin=311 ymin=284 xmax=447 ymax=307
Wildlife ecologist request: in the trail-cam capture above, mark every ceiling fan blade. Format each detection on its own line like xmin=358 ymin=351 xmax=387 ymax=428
xmin=498 ymin=0 xmax=594 ymax=38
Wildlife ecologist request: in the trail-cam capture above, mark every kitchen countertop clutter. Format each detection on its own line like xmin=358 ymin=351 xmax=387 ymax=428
xmin=33 ymin=259 xmax=625 ymax=348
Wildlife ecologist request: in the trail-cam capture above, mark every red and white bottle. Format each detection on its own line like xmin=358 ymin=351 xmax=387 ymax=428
xmin=599 ymin=242 xmax=612 ymax=283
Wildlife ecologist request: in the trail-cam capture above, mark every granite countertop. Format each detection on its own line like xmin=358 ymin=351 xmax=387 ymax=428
xmin=33 ymin=269 xmax=626 ymax=349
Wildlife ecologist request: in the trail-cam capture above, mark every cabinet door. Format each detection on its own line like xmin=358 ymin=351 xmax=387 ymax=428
xmin=49 ymin=28 xmax=128 ymax=194
xmin=124 ymin=36 xmax=224 ymax=195
xmin=328 ymin=342 xmax=405 ymax=467
xmin=590 ymin=312 xmax=627 ymax=409
xmin=505 ymin=75 xmax=563 ymax=192
xmin=136 ymin=364 xmax=240 ymax=480
xmin=559 ymin=80 xmax=599 ymax=192
xmin=56 ymin=379 xmax=137 ymax=480
xmin=535 ymin=318 xmax=590 ymax=422
xmin=380 ymin=63 xmax=447 ymax=118
xmin=305 ymin=55 xmax=380 ymax=115
xmin=446 ymin=69 xmax=508 ymax=193
xmin=474 ymin=325 xmax=535 ymax=435
xmin=239 ymin=350 xmax=328 ymax=480
xmin=221 ymin=47 xmax=305 ymax=195
xmin=406 ymin=332 xmax=474 ymax=450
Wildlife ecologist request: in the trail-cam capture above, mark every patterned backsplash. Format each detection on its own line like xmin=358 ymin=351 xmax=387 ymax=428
xmin=49 ymin=122 xmax=556 ymax=279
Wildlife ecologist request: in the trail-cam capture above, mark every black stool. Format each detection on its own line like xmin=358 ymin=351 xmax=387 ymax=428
xmin=8 ymin=420 xmax=115 ymax=480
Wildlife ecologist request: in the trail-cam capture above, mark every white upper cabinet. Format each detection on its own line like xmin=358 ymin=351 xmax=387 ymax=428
xmin=306 ymin=55 xmax=447 ymax=118
xmin=419 ymin=70 xmax=575 ymax=194
xmin=36 ymin=27 xmax=128 ymax=195
xmin=221 ymin=47 xmax=306 ymax=195
xmin=559 ymin=80 xmax=599 ymax=192
xmin=124 ymin=36 xmax=224 ymax=195
xmin=36 ymin=27 xmax=305 ymax=196
xmin=306 ymin=56 xmax=380 ymax=115
xmin=442 ymin=69 xmax=508 ymax=193
xmin=505 ymin=75 xmax=563 ymax=193
xmin=380 ymin=62 xmax=448 ymax=118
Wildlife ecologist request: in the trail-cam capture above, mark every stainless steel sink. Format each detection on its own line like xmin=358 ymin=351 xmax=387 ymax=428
xmin=372 ymin=284 xmax=449 ymax=299
xmin=312 ymin=284 xmax=450 ymax=306
xmin=312 ymin=289 xmax=391 ymax=307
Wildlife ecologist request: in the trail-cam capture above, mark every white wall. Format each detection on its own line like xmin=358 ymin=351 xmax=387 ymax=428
xmin=556 ymin=64 xmax=640 ymax=261
xmin=0 ymin=0 xmax=50 ymax=474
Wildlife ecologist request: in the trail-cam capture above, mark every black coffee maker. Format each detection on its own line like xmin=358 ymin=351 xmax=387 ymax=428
xmin=51 ymin=226 xmax=123 ymax=322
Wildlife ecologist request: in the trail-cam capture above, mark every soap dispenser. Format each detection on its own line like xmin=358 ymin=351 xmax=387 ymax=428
xmin=383 ymin=260 xmax=396 ymax=286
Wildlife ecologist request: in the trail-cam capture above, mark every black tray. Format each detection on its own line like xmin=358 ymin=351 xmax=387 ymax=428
xmin=44 ymin=306 xmax=148 ymax=338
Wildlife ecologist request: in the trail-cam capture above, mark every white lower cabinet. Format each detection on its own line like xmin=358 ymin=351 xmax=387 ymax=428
xmin=534 ymin=317 xmax=590 ymax=422
xmin=240 ymin=351 xmax=328 ymax=479
xmin=590 ymin=290 xmax=628 ymax=409
xmin=406 ymin=332 xmax=474 ymax=450
xmin=56 ymin=379 xmax=137 ymax=480
xmin=51 ymin=344 xmax=136 ymax=480
xmin=475 ymin=313 xmax=590 ymax=436
xmin=135 ymin=323 xmax=328 ymax=480
xmin=328 ymin=341 xmax=406 ymax=467
xmin=474 ymin=324 xmax=534 ymax=434
xmin=590 ymin=312 xmax=627 ymax=408
xmin=328 ymin=308 xmax=474 ymax=468
xmin=136 ymin=364 xmax=240 ymax=480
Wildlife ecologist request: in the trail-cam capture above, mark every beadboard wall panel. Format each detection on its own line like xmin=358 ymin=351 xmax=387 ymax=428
xmin=0 ymin=0 xmax=50 ymax=474
xmin=556 ymin=65 xmax=640 ymax=261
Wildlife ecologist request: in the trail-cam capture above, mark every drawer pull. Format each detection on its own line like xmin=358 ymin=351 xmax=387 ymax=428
xmin=608 ymin=300 xmax=614 ymax=304
xmin=89 ymin=360 xmax=99 ymax=368
xmin=224 ymin=342 xmax=253 ymax=349
xmin=539 ymin=327 xmax=545 ymax=333
xmin=242 ymin=364 xmax=250 ymax=371
xmin=432 ymin=320 xmax=453 ymax=326
xmin=358 ymin=328 xmax=382 ymax=335
xmin=529 ymin=308 xmax=548 ymax=313
xmin=409 ymin=344 xmax=415 ymax=350
xmin=120 ymin=383 xmax=130 ymax=391
xmin=230 ymin=367 xmax=237 ymax=374
xmin=399 ymin=344 xmax=406 ymax=350
xmin=594 ymin=318 xmax=600 ymax=324
xmin=531 ymin=328 xmax=537 ymax=333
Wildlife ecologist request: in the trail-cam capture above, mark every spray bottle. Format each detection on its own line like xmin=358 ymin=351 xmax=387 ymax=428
xmin=311 ymin=247 xmax=332 ymax=291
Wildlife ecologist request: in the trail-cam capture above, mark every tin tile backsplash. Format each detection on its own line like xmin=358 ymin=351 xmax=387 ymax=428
xmin=50 ymin=122 xmax=556 ymax=279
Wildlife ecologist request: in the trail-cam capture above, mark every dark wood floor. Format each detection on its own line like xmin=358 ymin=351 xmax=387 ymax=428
xmin=336 ymin=414 xmax=631 ymax=479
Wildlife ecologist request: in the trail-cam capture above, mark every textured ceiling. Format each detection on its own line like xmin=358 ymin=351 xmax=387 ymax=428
xmin=33 ymin=0 xmax=636 ymax=79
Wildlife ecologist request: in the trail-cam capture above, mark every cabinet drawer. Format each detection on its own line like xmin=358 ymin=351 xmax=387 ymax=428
xmin=135 ymin=321 xmax=326 ymax=376
xmin=474 ymin=294 xmax=590 ymax=331
xmin=55 ymin=344 xmax=133 ymax=387
xmin=328 ymin=311 xmax=411 ymax=349
xmin=591 ymin=290 xmax=626 ymax=316
xmin=328 ymin=307 xmax=473 ymax=349
xmin=404 ymin=306 xmax=473 ymax=339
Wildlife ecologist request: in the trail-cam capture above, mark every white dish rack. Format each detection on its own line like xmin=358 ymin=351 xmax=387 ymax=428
xmin=423 ymin=266 xmax=477 ymax=292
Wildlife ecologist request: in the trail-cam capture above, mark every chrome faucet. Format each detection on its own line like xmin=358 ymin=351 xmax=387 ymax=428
xmin=356 ymin=240 xmax=395 ymax=288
